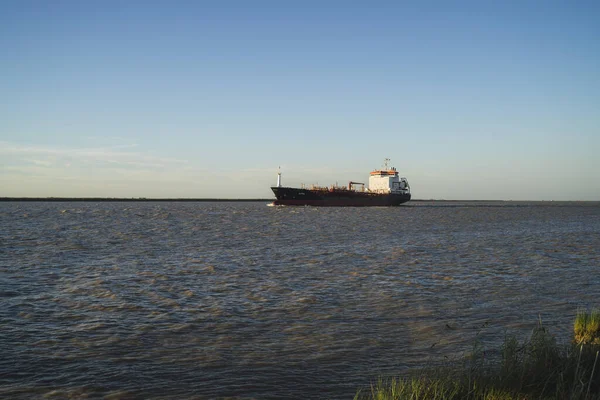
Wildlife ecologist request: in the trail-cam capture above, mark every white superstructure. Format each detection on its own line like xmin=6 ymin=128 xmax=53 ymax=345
xmin=368 ymin=159 xmax=410 ymax=194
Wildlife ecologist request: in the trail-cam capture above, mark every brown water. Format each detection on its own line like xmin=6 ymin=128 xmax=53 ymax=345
xmin=1 ymin=201 xmax=599 ymax=399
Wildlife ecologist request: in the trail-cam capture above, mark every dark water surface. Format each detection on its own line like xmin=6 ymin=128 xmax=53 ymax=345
xmin=1 ymin=201 xmax=599 ymax=399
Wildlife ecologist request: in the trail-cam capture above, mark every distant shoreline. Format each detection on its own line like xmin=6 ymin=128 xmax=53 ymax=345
xmin=1 ymin=198 xmax=596 ymax=203
xmin=0 ymin=197 xmax=273 ymax=202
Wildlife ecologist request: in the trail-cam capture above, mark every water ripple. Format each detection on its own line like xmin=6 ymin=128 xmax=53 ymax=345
xmin=1 ymin=201 xmax=599 ymax=399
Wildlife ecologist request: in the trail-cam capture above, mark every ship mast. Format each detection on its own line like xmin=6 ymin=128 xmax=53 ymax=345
xmin=276 ymin=166 xmax=282 ymax=187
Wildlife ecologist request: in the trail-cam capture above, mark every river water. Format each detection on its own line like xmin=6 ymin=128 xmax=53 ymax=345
xmin=1 ymin=201 xmax=599 ymax=399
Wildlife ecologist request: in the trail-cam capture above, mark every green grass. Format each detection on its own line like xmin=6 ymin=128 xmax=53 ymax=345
xmin=356 ymin=313 xmax=600 ymax=400
xmin=575 ymin=308 xmax=600 ymax=345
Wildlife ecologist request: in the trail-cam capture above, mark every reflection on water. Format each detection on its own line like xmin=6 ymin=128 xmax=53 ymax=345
xmin=1 ymin=201 xmax=599 ymax=399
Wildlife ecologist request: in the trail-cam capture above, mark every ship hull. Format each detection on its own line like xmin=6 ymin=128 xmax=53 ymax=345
xmin=271 ymin=187 xmax=411 ymax=207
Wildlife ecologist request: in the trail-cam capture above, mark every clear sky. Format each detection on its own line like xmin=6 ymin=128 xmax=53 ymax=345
xmin=1 ymin=1 xmax=599 ymax=200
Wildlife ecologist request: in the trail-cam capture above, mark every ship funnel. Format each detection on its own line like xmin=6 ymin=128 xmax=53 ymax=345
xmin=277 ymin=167 xmax=281 ymax=187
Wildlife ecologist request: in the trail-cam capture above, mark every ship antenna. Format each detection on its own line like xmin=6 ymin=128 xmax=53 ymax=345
xmin=277 ymin=166 xmax=282 ymax=187
xmin=384 ymin=158 xmax=390 ymax=170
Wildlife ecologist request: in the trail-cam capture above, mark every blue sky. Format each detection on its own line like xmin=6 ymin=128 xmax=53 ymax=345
xmin=1 ymin=1 xmax=599 ymax=200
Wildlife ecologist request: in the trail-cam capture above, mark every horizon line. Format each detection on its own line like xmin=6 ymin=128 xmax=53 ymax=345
xmin=1 ymin=197 xmax=597 ymax=203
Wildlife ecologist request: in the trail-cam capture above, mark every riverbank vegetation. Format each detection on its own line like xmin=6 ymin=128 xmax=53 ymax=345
xmin=356 ymin=309 xmax=600 ymax=400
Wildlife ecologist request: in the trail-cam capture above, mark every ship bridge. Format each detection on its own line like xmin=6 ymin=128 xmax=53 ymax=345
xmin=368 ymin=159 xmax=410 ymax=195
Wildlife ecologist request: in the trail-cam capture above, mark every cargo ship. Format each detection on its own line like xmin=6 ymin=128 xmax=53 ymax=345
xmin=270 ymin=159 xmax=411 ymax=206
